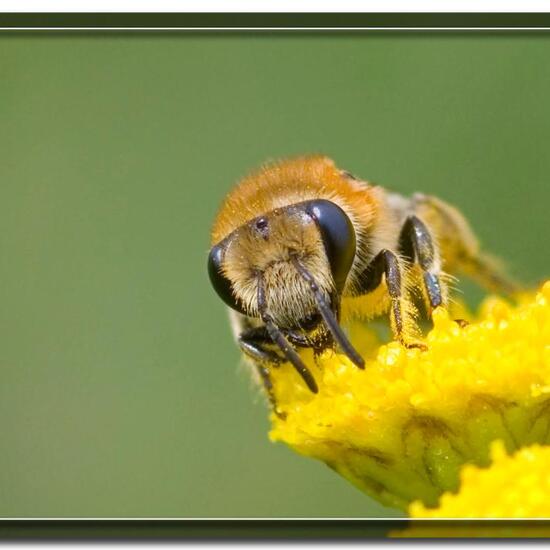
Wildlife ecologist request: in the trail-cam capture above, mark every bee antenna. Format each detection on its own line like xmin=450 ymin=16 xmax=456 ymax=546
xmin=256 ymin=274 xmax=318 ymax=394
xmin=290 ymin=256 xmax=365 ymax=370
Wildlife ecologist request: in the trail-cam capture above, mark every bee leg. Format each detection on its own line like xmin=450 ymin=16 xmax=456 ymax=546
xmin=284 ymin=330 xmax=311 ymax=348
xmin=458 ymin=255 xmax=520 ymax=295
xmin=356 ymin=249 xmax=422 ymax=349
xmin=255 ymin=364 xmax=286 ymax=420
xmin=398 ymin=215 xmax=445 ymax=311
xmin=238 ymin=327 xmax=287 ymax=418
xmin=239 ymin=326 xmax=286 ymax=364
xmin=411 ymin=193 xmax=519 ymax=295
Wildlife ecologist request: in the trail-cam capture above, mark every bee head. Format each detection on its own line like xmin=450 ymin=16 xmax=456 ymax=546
xmin=208 ymin=200 xmax=356 ymax=329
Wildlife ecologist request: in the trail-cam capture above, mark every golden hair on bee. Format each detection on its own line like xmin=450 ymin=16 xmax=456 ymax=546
xmin=208 ymin=155 xmax=517 ymax=415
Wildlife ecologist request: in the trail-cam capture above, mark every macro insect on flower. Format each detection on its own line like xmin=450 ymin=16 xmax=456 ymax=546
xmin=208 ymin=155 xmax=516 ymax=417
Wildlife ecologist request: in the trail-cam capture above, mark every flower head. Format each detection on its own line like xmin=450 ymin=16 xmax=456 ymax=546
xmin=269 ymin=283 xmax=550 ymax=511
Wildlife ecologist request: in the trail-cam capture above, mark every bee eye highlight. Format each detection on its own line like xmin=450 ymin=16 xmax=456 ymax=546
xmin=305 ymin=199 xmax=356 ymax=292
xmin=207 ymin=244 xmax=246 ymax=315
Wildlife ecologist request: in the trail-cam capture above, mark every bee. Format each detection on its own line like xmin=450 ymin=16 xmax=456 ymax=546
xmin=208 ymin=155 xmax=516 ymax=414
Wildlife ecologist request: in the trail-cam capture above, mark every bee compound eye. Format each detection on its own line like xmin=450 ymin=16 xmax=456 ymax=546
xmin=207 ymin=244 xmax=247 ymax=315
xmin=305 ymin=199 xmax=357 ymax=293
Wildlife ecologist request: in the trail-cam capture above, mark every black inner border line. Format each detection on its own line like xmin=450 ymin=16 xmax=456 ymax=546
xmin=1 ymin=12 xmax=550 ymax=29
xmin=1 ymin=519 xmax=550 ymax=539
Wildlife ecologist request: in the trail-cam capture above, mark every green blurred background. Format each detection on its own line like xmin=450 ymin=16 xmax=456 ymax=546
xmin=1 ymin=33 xmax=549 ymax=518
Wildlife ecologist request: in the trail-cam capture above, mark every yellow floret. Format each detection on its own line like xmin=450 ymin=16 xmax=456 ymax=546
xmin=411 ymin=441 xmax=550 ymax=518
xmin=269 ymin=282 xmax=550 ymax=511
xmin=394 ymin=442 xmax=550 ymax=537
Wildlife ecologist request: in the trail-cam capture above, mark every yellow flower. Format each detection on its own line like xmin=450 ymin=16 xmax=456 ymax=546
xmin=411 ymin=440 xmax=550 ymax=518
xmin=269 ymin=282 xmax=550 ymax=512
xmin=394 ymin=442 xmax=550 ymax=537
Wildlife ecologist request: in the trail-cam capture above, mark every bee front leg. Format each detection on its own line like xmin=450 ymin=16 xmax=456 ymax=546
xmin=398 ymin=215 xmax=445 ymax=312
xmin=238 ymin=326 xmax=287 ymax=418
xmin=356 ymin=249 xmax=421 ymax=348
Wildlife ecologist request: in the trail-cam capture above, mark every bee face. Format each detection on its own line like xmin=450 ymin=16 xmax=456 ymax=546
xmin=225 ymin=209 xmax=328 ymax=328
xmin=208 ymin=200 xmax=357 ymax=329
